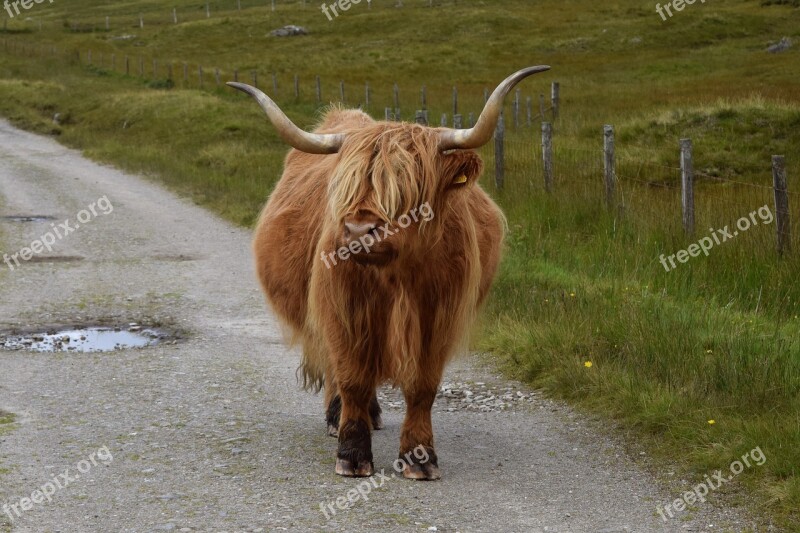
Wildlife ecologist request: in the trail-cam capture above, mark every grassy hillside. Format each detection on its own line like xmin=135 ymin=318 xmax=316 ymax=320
xmin=0 ymin=0 xmax=799 ymax=528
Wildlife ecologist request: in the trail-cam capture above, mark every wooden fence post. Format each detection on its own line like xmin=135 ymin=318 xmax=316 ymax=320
xmin=772 ymin=155 xmax=791 ymax=254
xmin=215 ymin=68 xmax=220 ymax=86
xmin=513 ymin=88 xmax=520 ymax=129
xmin=452 ymin=86 xmax=458 ymax=117
xmin=468 ymin=112 xmax=474 ymax=128
xmin=420 ymin=85 xmax=426 ymax=110
xmin=393 ymin=83 xmax=400 ymax=110
xmin=681 ymin=138 xmax=695 ymax=235
xmin=294 ymin=75 xmax=299 ymax=98
xmin=365 ymin=82 xmax=370 ymax=110
xmin=551 ymin=81 xmax=560 ymax=120
xmin=542 ymin=122 xmax=553 ymax=193
xmin=494 ymin=113 xmax=505 ymax=190
xmin=526 ymin=96 xmax=532 ymax=127
xmin=604 ymin=125 xmax=616 ymax=209
xmin=453 ymin=114 xmax=462 ymax=129
xmin=440 ymin=113 xmax=447 ymax=127
xmin=415 ymin=110 xmax=427 ymax=125
xmin=385 ymin=108 xmax=392 ymax=121
xmin=316 ymin=76 xmax=321 ymax=103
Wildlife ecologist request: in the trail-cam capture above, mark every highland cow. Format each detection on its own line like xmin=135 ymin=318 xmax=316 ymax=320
xmin=229 ymin=65 xmax=549 ymax=479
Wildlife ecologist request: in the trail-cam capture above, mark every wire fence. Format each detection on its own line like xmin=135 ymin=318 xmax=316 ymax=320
xmin=487 ymin=127 xmax=797 ymax=258
xmin=0 ymin=0 xmax=492 ymax=33
xmin=1 ymin=36 xmax=796 ymax=258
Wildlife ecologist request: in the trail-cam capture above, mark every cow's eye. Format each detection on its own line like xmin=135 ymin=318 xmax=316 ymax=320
xmin=452 ymin=174 xmax=468 ymax=186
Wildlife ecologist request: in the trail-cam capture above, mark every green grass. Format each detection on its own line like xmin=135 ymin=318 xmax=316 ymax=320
xmin=0 ymin=0 xmax=798 ymax=527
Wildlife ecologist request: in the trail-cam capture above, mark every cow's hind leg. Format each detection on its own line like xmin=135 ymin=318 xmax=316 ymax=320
xmin=369 ymin=394 xmax=384 ymax=430
xmin=399 ymin=377 xmax=441 ymax=481
xmin=324 ymin=373 xmax=341 ymax=437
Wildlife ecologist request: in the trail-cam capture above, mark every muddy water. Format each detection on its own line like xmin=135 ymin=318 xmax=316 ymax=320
xmin=0 ymin=327 xmax=164 ymax=353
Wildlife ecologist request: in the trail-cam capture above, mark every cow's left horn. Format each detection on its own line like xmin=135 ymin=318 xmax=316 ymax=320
xmin=228 ymin=82 xmax=345 ymax=154
xmin=437 ymin=65 xmax=551 ymax=152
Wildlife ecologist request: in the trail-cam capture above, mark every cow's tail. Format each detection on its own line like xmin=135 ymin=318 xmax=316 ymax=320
xmin=298 ymin=330 xmax=327 ymax=392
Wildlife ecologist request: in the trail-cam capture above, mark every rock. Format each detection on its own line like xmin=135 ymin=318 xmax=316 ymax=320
xmin=767 ymin=37 xmax=792 ymax=53
xmin=270 ymin=25 xmax=307 ymax=37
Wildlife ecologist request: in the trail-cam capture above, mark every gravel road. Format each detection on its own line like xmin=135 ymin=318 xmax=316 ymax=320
xmin=0 ymin=120 xmax=759 ymax=532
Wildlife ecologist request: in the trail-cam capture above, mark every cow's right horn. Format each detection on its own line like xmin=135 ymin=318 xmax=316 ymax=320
xmin=228 ymin=82 xmax=345 ymax=154
xmin=437 ymin=65 xmax=551 ymax=152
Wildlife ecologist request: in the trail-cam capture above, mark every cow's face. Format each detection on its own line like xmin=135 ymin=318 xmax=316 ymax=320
xmin=228 ymin=66 xmax=549 ymax=267
xmin=327 ymin=124 xmax=484 ymax=267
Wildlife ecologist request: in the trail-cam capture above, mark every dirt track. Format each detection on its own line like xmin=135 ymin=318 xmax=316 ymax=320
xmin=0 ymin=120 xmax=756 ymax=532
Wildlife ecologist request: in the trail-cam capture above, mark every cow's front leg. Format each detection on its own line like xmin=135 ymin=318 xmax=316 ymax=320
xmin=400 ymin=381 xmax=441 ymax=480
xmin=335 ymin=383 xmax=375 ymax=477
xmin=325 ymin=376 xmax=383 ymax=438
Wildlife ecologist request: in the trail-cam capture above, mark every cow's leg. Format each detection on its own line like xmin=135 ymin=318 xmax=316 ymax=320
xmin=399 ymin=377 xmax=441 ymax=480
xmin=324 ymin=373 xmax=341 ymax=437
xmin=369 ymin=393 xmax=384 ymax=430
xmin=335 ymin=383 xmax=375 ymax=477
xmin=326 ymin=373 xmax=382 ymax=437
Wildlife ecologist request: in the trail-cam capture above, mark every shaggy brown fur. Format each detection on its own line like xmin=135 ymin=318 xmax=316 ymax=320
xmin=253 ymin=107 xmax=505 ymax=479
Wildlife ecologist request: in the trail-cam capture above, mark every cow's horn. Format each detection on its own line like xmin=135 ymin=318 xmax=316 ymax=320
xmin=437 ymin=65 xmax=551 ymax=151
xmin=227 ymin=82 xmax=345 ymax=154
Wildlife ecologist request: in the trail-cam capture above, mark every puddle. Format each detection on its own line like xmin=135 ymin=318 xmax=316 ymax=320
xmin=0 ymin=326 xmax=167 ymax=353
xmin=1 ymin=215 xmax=57 ymax=223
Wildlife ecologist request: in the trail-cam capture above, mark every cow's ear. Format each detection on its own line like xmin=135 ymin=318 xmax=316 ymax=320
xmin=443 ymin=152 xmax=483 ymax=190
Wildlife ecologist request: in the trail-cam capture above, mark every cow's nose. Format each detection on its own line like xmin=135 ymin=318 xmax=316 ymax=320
xmin=343 ymin=220 xmax=378 ymax=241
